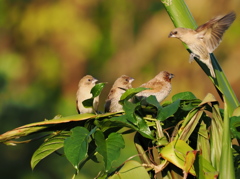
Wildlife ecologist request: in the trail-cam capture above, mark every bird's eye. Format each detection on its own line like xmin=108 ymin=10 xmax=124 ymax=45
xmin=125 ymin=79 xmax=129 ymax=82
xmin=173 ymin=31 xmax=178 ymax=35
xmin=88 ymin=79 xmax=91 ymax=82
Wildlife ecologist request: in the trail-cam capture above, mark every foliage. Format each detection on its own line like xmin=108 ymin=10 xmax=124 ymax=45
xmin=1 ymin=82 xmax=239 ymax=178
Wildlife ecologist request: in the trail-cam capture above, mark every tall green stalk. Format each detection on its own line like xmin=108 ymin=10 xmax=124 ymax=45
xmin=161 ymin=0 xmax=239 ymax=115
xmin=219 ymin=103 xmax=235 ymax=179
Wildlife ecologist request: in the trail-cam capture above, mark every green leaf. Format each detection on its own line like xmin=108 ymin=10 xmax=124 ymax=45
xmin=82 ymin=82 xmax=106 ymax=107
xmin=232 ymin=106 xmax=240 ymax=117
xmin=194 ymin=153 xmax=219 ymax=179
xmin=145 ymin=95 xmax=162 ymax=110
xmin=232 ymin=145 xmax=240 ymax=177
xmin=64 ymin=127 xmax=90 ymax=170
xmin=230 ymin=116 xmax=240 ymax=139
xmin=197 ymin=121 xmax=211 ymax=162
xmin=31 ymin=132 xmax=70 ymax=169
xmin=95 ymin=131 xmax=125 ymax=171
xmin=135 ymin=115 xmax=153 ymax=139
xmin=231 ymin=107 xmax=240 ymax=140
xmin=96 ymin=115 xmax=135 ymax=132
xmin=91 ymin=83 xmax=106 ymax=98
xmin=161 ymin=140 xmax=196 ymax=176
xmin=119 ymin=87 xmax=148 ymax=104
xmin=177 ymin=107 xmax=204 ymax=141
xmin=82 ymin=98 xmax=94 ymax=108
xmin=210 ymin=102 xmax=223 ymax=170
xmin=96 ymin=115 xmax=153 ymax=139
xmin=0 ymin=113 xmax=117 ymax=144
xmin=122 ymin=100 xmax=153 ymax=139
xmin=108 ymin=160 xmax=150 ymax=179
xmin=183 ymin=150 xmax=198 ymax=178
xmin=172 ymin=91 xmax=197 ymax=101
xmin=199 ymin=93 xmax=217 ymax=106
xmin=157 ymin=99 xmax=180 ymax=121
xmin=180 ymin=99 xmax=201 ymax=111
xmin=123 ymin=100 xmax=140 ymax=125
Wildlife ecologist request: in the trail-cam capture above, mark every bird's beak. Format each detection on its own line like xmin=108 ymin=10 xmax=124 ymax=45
xmin=129 ymin=77 xmax=135 ymax=83
xmin=168 ymin=32 xmax=173 ymax=38
xmin=169 ymin=73 xmax=174 ymax=79
xmin=93 ymin=78 xmax=98 ymax=84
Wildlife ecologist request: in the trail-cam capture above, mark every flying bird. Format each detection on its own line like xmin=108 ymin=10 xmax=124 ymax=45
xmin=105 ymin=75 xmax=134 ymax=113
xmin=76 ymin=75 xmax=99 ymax=114
xmin=136 ymin=71 xmax=174 ymax=103
xmin=168 ymin=12 xmax=236 ymax=77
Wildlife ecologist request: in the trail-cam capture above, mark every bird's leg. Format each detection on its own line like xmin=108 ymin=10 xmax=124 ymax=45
xmin=189 ymin=53 xmax=200 ymax=63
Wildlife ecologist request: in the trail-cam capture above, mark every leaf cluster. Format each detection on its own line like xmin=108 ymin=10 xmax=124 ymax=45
xmin=2 ymin=82 xmax=239 ymax=178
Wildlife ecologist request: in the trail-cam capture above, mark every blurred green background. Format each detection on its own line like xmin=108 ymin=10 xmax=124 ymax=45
xmin=0 ymin=0 xmax=240 ymax=178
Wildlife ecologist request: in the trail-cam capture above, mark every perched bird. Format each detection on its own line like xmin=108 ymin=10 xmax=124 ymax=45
xmin=76 ymin=75 xmax=99 ymax=114
xmin=136 ymin=71 xmax=174 ymax=103
xmin=105 ymin=75 xmax=134 ymax=113
xmin=168 ymin=12 xmax=236 ymax=77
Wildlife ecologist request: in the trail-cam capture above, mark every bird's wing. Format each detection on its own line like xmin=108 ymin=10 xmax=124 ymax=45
xmin=76 ymin=100 xmax=80 ymax=114
xmin=140 ymin=82 xmax=154 ymax=90
xmin=196 ymin=12 xmax=236 ymax=53
xmin=104 ymin=88 xmax=117 ymax=111
xmin=104 ymin=100 xmax=111 ymax=112
xmin=140 ymin=81 xmax=164 ymax=93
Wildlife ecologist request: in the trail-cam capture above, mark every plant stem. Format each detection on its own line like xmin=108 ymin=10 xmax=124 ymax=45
xmin=219 ymin=102 xmax=235 ymax=179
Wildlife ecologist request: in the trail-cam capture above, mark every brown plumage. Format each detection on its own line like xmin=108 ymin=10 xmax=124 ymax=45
xmin=76 ymin=75 xmax=99 ymax=114
xmin=168 ymin=12 xmax=236 ymax=77
xmin=137 ymin=71 xmax=174 ymax=102
xmin=105 ymin=75 xmax=134 ymax=113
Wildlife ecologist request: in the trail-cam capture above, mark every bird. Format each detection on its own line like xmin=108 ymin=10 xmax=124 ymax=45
xmin=168 ymin=12 xmax=236 ymax=77
xmin=136 ymin=71 xmax=174 ymax=103
xmin=76 ymin=75 xmax=99 ymax=114
xmin=105 ymin=75 xmax=134 ymax=113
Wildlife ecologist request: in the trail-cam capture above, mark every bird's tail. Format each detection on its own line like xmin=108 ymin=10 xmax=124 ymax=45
xmin=205 ymin=59 xmax=216 ymax=78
